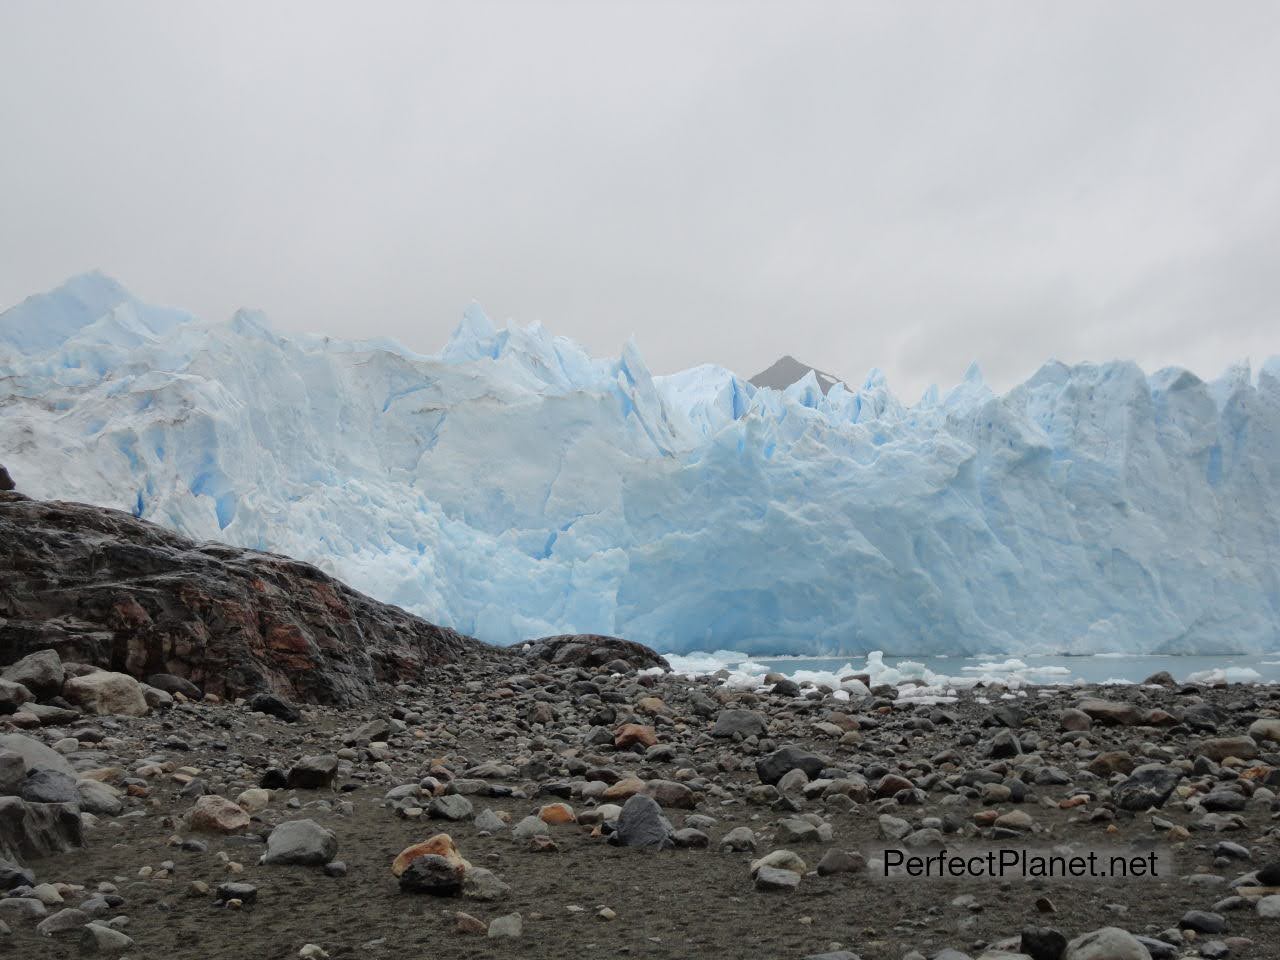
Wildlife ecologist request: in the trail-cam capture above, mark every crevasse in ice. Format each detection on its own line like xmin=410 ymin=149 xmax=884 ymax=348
xmin=3 ymin=272 xmax=1279 ymax=655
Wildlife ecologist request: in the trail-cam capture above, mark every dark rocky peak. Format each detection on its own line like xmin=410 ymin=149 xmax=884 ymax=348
xmin=748 ymin=355 xmax=844 ymax=395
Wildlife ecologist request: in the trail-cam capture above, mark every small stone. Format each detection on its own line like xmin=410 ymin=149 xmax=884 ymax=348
xmin=755 ymin=865 xmax=801 ymax=891
xmin=816 ymin=849 xmax=865 ymax=875
xmin=216 ymin=882 xmax=258 ymax=904
xmin=79 ymin=922 xmax=134 ymax=955
xmin=487 ymin=913 xmax=522 ymax=938
xmin=1180 ymin=911 xmax=1227 ymax=934
xmin=455 ymin=911 xmax=487 ymax=934
xmin=429 ymin=794 xmax=474 ymax=821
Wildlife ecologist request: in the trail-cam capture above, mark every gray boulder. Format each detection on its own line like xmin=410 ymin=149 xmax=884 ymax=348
xmin=76 ymin=780 xmax=124 ymax=817
xmin=1112 ymin=765 xmax=1183 ymax=811
xmin=287 ymin=755 xmax=339 ymax=789
xmin=0 ymin=856 xmax=35 ymax=890
xmin=146 ymin=673 xmax=202 ymax=699
xmin=18 ymin=770 xmax=79 ymax=805
xmin=756 ymin=745 xmax=827 ymax=785
xmin=429 ymin=794 xmax=474 ymax=821
xmin=35 ymin=906 xmax=90 ymax=937
xmin=0 ymin=679 xmax=33 ymax=714
xmin=0 ymin=752 xmax=23 ymax=796
xmin=1064 ymin=927 xmax=1152 ymax=960
xmin=259 ymin=819 xmax=338 ymax=866
xmin=2 ymin=650 xmax=64 ymax=700
xmin=0 ymin=734 xmax=76 ymax=778
xmin=610 ymin=793 xmax=673 ymax=849
xmin=711 ymin=709 xmax=769 ymax=739
xmin=0 ymin=796 xmax=84 ymax=863
xmin=80 ymin=921 xmax=135 ymax=955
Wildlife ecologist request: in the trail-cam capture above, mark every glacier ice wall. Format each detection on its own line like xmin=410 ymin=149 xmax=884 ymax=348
xmin=3 ymin=272 xmax=1279 ymax=655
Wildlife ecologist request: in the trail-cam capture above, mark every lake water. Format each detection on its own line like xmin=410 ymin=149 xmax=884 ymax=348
xmin=661 ymin=651 xmax=1280 ymax=687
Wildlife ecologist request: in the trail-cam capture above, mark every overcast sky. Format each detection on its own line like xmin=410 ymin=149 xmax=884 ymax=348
xmin=2 ymin=1 xmax=1278 ymax=399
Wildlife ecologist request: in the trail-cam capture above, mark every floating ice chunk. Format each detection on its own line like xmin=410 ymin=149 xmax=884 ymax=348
xmin=962 ymin=659 xmax=1029 ymax=673
xmin=1184 ymin=666 xmax=1262 ymax=684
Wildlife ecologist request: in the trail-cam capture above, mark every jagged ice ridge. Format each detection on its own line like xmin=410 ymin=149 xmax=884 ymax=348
xmin=2 ymin=272 xmax=1279 ymax=656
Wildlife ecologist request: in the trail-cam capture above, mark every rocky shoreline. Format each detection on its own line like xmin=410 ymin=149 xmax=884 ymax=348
xmin=3 ymin=638 xmax=1280 ymax=959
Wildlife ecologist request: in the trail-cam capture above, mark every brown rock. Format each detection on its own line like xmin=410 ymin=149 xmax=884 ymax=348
xmin=873 ymin=774 xmax=914 ymax=799
xmin=537 ymin=803 xmax=576 ymax=825
xmin=602 ymin=777 xmax=646 ymax=802
xmin=642 ymin=780 xmax=696 ymax=809
xmin=391 ymin=833 xmax=471 ymax=877
xmin=613 ymin=724 xmax=658 ymax=749
xmin=187 ymin=795 xmax=250 ymax=834
xmin=1076 ymin=699 xmax=1141 ymax=726
xmin=455 ymin=912 xmax=487 ymax=935
xmin=1059 ymin=708 xmax=1092 ymax=732
xmin=1087 ymin=751 xmax=1136 ymax=776
xmin=1196 ymin=736 xmax=1260 ymax=762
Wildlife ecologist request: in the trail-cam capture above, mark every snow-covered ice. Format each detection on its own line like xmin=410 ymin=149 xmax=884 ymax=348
xmin=3 ymin=272 xmax=1280 ymax=656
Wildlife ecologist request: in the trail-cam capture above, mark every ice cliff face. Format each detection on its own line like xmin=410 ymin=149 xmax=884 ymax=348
xmin=3 ymin=273 xmax=1279 ymax=655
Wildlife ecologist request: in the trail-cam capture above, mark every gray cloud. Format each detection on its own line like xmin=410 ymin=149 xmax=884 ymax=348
xmin=2 ymin=0 xmax=1278 ymax=399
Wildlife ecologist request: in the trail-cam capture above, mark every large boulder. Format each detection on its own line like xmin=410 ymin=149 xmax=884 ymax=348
xmin=62 ymin=671 xmax=148 ymax=717
xmin=0 ymin=751 xmax=24 ymax=796
xmin=287 ymin=755 xmax=339 ymax=789
xmin=0 ymin=856 xmax=35 ymax=890
xmin=1248 ymin=718 xmax=1280 ymax=744
xmin=0 ymin=796 xmax=84 ymax=863
xmin=391 ymin=834 xmax=471 ymax=877
xmin=187 ymin=795 xmax=251 ymax=834
xmin=1063 ymin=926 xmax=1152 ymax=960
xmin=0 ymin=679 xmax=33 ymax=714
xmin=1195 ymin=736 xmax=1260 ymax=762
xmin=2 ymin=650 xmax=65 ymax=700
xmin=398 ymin=854 xmax=464 ymax=895
xmin=756 ymin=746 xmax=827 ymax=786
xmin=146 ymin=673 xmax=202 ymax=700
xmin=711 ymin=709 xmax=769 ymax=739
xmin=1076 ymin=698 xmax=1142 ymax=726
xmin=17 ymin=770 xmax=79 ymax=805
xmin=76 ymin=780 xmax=123 ymax=816
xmin=0 ymin=465 xmax=12 ymax=491
xmin=1112 ymin=764 xmax=1183 ymax=811
xmin=259 ymin=819 xmax=338 ymax=866
xmin=246 ymin=692 xmax=302 ymax=723
xmin=609 ymin=793 xmax=673 ymax=849
xmin=522 ymin=634 xmax=670 ymax=672
xmin=0 ymin=734 xmax=77 ymax=779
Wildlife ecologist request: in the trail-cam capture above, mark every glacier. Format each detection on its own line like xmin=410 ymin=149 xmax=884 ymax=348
xmin=2 ymin=271 xmax=1279 ymax=656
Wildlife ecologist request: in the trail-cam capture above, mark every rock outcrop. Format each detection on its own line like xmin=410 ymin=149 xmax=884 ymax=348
xmin=0 ymin=493 xmax=502 ymax=705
